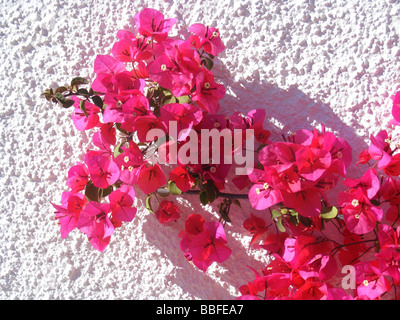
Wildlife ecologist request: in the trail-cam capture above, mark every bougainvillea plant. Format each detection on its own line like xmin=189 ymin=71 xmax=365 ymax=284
xmin=42 ymin=8 xmax=400 ymax=300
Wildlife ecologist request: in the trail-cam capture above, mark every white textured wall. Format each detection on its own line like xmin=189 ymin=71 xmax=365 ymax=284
xmin=1 ymin=0 xmax=400 ymax=299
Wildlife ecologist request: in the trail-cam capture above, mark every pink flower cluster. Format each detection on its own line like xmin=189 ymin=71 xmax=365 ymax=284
xmin=47 ymin=8 xmax=400 ymax=299
xmin=239 ymin=93 xmax=400 ymax=300
xmin=248 ymin=125 xmax=352 ymax=217
xmin=51 ymin=8 xmax=265 ymax=272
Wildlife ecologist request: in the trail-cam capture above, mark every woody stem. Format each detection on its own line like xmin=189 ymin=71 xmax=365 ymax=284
xmin=155 ymin=188 xmax=249 ymax=199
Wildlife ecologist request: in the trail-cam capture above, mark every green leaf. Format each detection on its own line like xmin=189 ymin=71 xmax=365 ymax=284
xmin=176 ymin=95 xmax=191 ymax=104
xmin=289 ymin=211 xmax=299 ymax=226
xmin=204 ymin=180 xmax=219 ymax=203
xmin=299 ymin=215 xmax=312 ymax=227
xmin=219 ymin=206 xmax=232 ymax=223
xmin=145 ymin=194 xmax=154 ymax=214
xmin=76 ymin=88 xmax=89 ymax=95
xmin=320 ymin=206 xmax=338 ymax=220
xmin=55 ymin=86 xmax=68 ymax=94
xmin=204 ymin=57 xmax=214 ymax=70
xmin=271 ymin=209 xmax=282 ymax=219
xmin=54 ymin=92 xmax=65 ymax=103
xmin=91 ymin=95 xmax=104 ymax=109
xmin=79 ymin=100 xmax=88 ymax=118
xmin=85 ymin=181 xmax=99 ymax=202
xmin=113 ymin=141 xmax=124 ymax=158
xmin=168 ymin=181 xmax=182 ymax=195
xmin=63 ymin=99 xmax=75 ymax=108
xmin=276 ymin=218 xmax=286 ymax=232
xmin=232 ymin=199 xmax=241 ymax=207
xmin=115 ymin=123 xmax=129 ymax=135
xmin=100 ymin=185 xmax=113 ymax=199
xmin=200 ymin=191 xmax=208 ymax=205
xmin=163 ymin=95 xmax=177 ymax=105
xmin=71 ymin=77 xmax=89 ymax=87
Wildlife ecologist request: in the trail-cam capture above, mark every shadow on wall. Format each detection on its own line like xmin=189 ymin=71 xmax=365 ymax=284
xmin=139 ymin=62 xmax=370 ymax=299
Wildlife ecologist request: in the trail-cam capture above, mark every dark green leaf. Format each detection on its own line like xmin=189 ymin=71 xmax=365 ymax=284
xmin=100 ymin=185 xmax=113 ymax=199
xmin=76 ymin=88 xmax=89 ymax=95
xmin=55 ymin=86 xmax=68 ymax=94
xmin=232 ymin=199 xmax=241 ymax=207
xmin=91 ymin=95 xmax=104 ymax=109
xmin=71 ymin=77 xmax=89 ymax=87
xmin=200 ymin=191 xmax=208 ymax=206
xmin=54 ymin=92 xmax=65 ymax=103
xmin=79 ymin=100 xmax=88 ymax=118
xmin=204 ymin=57 xmax=214 ymax=70
xmin=299 ymin=215 xmax=313 ymax=227
xmin=62 ymin=99 xmax=75 ymax=108
xmin=85 ymin=181 xmax=99 ymax=202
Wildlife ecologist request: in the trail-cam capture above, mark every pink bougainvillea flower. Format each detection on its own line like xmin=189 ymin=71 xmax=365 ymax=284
xmin=243 ymin=213 xmax=271 ymax=246
xmin=354 ymin=260 xmax=391 ymax=300
xmin=376 ymin=247 xmax=400 ymax=285
xmin=108 ymin=184 xmax=137 ymax=222
xmin=379 ymin=177 xmax=400 ymax=207
xmin=147 ymin=41 xmax=201 ymax=97
xmin=292 ymin=277 xmax=328 ymax=300
xmin=112 ymin=33 xmax=153 ymax=62
xmin=342 ymin=168 xmax=380 ymax=199
xmin=77 ymin=201 xmax=114 ymax=252
xmin=244 ymin=109 xmax=271 ymax=144
xmin=179 ymin=213 xmax=205 ymax=261
xmin=160 ymin=103 xmax=203 ymax=141
xmin=114 ymin=140 xmax=146 ymax=185
xmin=146 ymin=54 xmax=176 ymax=90
xmin=191 ymin=68 xmax=225 ymax=114
xmin=356 ymin=149 xmax=371 ymax=165
xmin=188 ymin=23 xmax=225 ymax=56
xmin=199 ymin=113 xmax=228 ymax=130
xmin=137 ymin=163 xmax=167 ymax=194
xmin=295 ymin=146 xmax=331 ymax=182
xmin=71 ymin=97 xmax=101 ymax=131
xmin=155 ymin=200 xmax=180 ymax=225
xmin=281 ymin=188 xmax=322 ymax=217
xmin=66 ymin=162 xmax=89 ymax=192
xmin=169 ymin=165 xmax=195 ymax=193
xmin=337 ymin=187 xmax=383 ymax=234
xmin=84 ymin=151 xmax=120 ymax=189
xmin=92 ymin=123 xmax=117 ymax=153
xmin=381 ymin=153 xmax=400 ymax=177
xmin=120 ymin=93 xmax=151 ymax=132
xmin=369 ymin=130 xmax=393 ymax=169
xmin=390 ymin=90 xmax=400 ymax=125
xmin=187 ymin=221 xmax=231 ymax=273
xmin=378 ymin=224 xmax=400 ymax=250
xmin=91 ymin=55 xmax=126 ymax=93
xmin=134 ymin=8 xmax=176 ymax=42
xmin=51 ymin=191 xmax=87 ymax=239
xmin=133 ymin=115 xmax=167 ymax=143
xmin=114 ymin=71 xmax=145 ymax=94
xmin=248 ymin=169 xmax=283 ymax=210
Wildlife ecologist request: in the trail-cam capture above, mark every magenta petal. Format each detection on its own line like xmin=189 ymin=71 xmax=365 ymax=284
xmin=94 ymin=55 xmax=126 ymax=75
xmin=249 ymin=184 xmax=283 ymax=210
